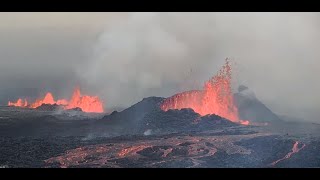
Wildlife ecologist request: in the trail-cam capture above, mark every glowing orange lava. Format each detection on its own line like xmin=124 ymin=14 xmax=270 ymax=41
xmin=161 ymin=59 xmax=249 ymax=125
xmin=8 ymin=87 xmax=104 ymax=113
xmin=65 ymin=87 xmax=104 ymax=113
xmin=8 ymin=98 xmax=28 ymax=107
xmin=30 ymin=92 xmax=56 ymax=108
xmin=270 ymin=141 xmax=306 ymax=166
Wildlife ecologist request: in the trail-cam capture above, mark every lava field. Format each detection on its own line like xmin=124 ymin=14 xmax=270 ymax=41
xmin=1 ymin=94 xmax=320 ymax=168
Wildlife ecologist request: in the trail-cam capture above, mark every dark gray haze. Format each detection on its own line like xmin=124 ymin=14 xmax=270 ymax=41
xmin=0 ymin=12 xmax=319 ymax=122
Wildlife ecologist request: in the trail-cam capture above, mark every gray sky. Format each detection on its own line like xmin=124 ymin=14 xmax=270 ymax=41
xmin=0 ymin=12 xmax=319 ymax=122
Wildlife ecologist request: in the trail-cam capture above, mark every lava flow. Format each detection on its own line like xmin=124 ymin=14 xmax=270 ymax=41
xmin=270 ymin=141 xmax=306 ymax=166
xmin=8 ymin=87 xmax=104 ymax=113
xmin=161 ymin=59 xmax=249 ymax=125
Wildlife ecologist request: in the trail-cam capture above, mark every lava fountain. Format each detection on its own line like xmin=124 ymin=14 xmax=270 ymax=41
xmin=161 ymin=59 xmax=249 ymax=125
xmin=8 ymin=87 xmax=104 ymax=113
xmin=30 ymin=92 xmax=67 ymax=108
xmin=8 ymin=98 xmax=28 ymax=107
xmin=65 ymin=87 xmax=104 ymax=113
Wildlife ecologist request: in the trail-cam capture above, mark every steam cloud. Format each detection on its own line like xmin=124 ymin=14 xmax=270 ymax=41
xmin=79 ymin=13 xmax=222 ymax=108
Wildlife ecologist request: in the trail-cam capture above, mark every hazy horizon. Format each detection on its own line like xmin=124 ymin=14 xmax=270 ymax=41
xmin=0 ymin=12 xmax=319 ymax=122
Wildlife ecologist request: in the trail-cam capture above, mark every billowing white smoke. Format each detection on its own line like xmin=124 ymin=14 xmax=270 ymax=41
xmin=78 ymin=12 xmax=320 ymax=122
xmin=78 ymin=12 xmax=222 ymax=108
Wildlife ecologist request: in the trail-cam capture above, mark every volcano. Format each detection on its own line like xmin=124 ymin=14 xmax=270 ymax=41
xmin=234 ymin=85 xmax=282 ymax=124
xmin=160 ymin=59 xmax=249 ymax=125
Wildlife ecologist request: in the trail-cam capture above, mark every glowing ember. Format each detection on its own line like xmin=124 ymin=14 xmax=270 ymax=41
xmin=239 ymin=120 xmax=250 ymax=125
xmin=161 ymin=59 xmax=248 ymax=125
xmin=8 ymin=87 xmax=104 ymax=113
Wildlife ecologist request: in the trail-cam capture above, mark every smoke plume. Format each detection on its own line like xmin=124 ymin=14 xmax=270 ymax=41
xmin=78 ymin=12 xmax=320 ymax=122
xmin=0 ymin=12 xmax=319 ymax=122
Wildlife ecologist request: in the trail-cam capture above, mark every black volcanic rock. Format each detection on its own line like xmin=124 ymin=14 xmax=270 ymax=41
xmin=110 ymin=111 xmax=118 ymax=115
xmin=35 ymin=104 xmax=63 ymax=111
xmin=238 ymin=85 xmax=249 ymax=92
xmin=35 ymin=104 xmax=83 ymax=112
xmin=93 ymin=97 xmax=238 ymax=136
xmin=66 ymin=107 xmax=83 ymax=112
xmin=140 ymin=108 xmax=200 ymax=133
xmin=200 ymin=114 xmax=238 ymax=127
xmin=101 ymin=96 xmax=165 ymax=125
xmin=234 ymin=86 xmax=282 ymax=123
xmin=92 ymin=97 xmax=166 ymax=136
xmin=140 ymin=108 xmax=238 ymax=135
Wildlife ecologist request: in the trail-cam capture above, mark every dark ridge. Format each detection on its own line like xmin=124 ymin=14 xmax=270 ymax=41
xmin=66 ymin=107 xmax=83 ymax=112
xmin=110 ymin=110 xmax=118 ymax=115
xmin=234 ymin=86 xmax=282 ymax=123
xmin=140 ymin=108 xmax=238 ymax=135
xmin=101 ymin=96 xmax=165 ymax=122
xmin=35 ymin=104 xmax=63 ymax=111
xmin=90 ymin=97 xmax=239 ymax=137
xmin=35 ymin=104 xmax=83 ymax=112
xmin=238 ymin=85 xmax=249 ymax=92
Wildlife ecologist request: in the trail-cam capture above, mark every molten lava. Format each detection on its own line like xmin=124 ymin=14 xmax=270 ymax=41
xmin=30 ymin=92 xmax=58 ymax=108
xmin=8 ymin=98 xmax=28 ymax=107
xmin=270 ymin=141 xmax=306 ymax=166
xmin=65 ymin=88 xmax=104 ymax=113
xmin=8 ymin=87 xmax=104 ymax=113
xmin=161 ymin=59 xmax=248 ymax=125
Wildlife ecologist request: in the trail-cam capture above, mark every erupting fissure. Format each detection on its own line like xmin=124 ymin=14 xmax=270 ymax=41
xmin=8 ymin=98 xmax=28 ymax=107
xmin=8 ymin=87 xmax=104 ymax=113
xmin=161 ymin=59 xmax=249 ymax=125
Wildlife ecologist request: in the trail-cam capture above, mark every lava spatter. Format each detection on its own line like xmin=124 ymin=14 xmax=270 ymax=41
xmin=161 ymin=59 xmax=248 ymax=125
xmin=65 ymin=87 xmax=104 ymax=113
xmin=8 ymin=98 xmax=28 ymax=107
xmin=8 ymin=87 xmax=104 ymax=113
